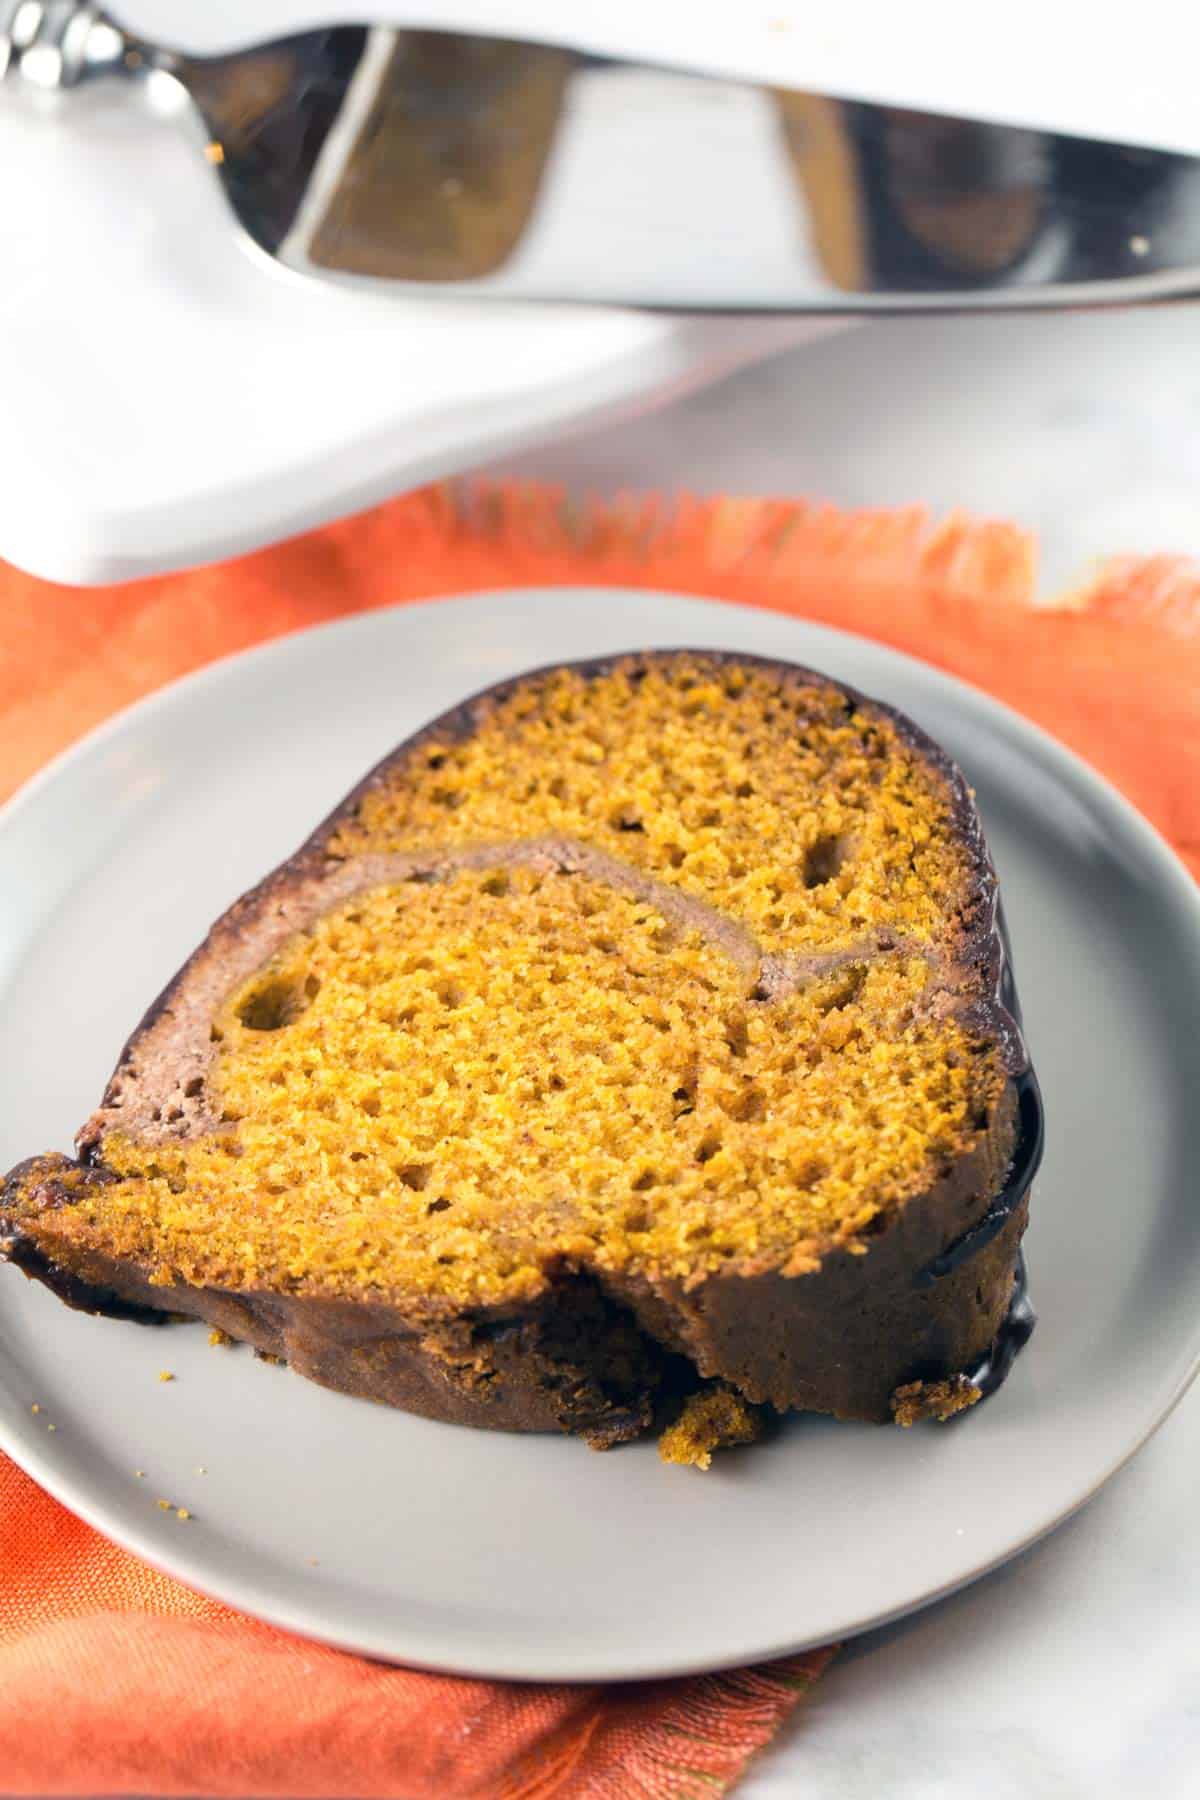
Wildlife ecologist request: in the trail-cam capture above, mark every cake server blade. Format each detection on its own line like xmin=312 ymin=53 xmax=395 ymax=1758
xmin=7 ymin=4 xmax=1200 ymax=310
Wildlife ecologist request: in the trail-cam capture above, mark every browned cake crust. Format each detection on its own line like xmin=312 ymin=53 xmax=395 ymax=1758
xmin=0 ymin=652 xmax=1041 ymax=1447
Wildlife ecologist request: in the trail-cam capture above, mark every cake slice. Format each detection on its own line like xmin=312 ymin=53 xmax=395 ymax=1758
xmin=0 ymin=651 xmax=1041 ymax=1449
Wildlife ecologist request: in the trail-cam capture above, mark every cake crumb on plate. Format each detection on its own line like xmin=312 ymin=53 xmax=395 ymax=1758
xmin=660 ymin=1385 xmax=762 ymax=1470
xmin=891 ymin=1375 xmax=981 ymax=1426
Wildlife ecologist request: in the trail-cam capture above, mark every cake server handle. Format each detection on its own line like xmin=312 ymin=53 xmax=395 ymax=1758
xmin=0 ymin=2 xmax=153 ymax=86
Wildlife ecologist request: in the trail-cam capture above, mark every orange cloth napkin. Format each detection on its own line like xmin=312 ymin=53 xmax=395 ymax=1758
xmin=1 ymin=481 xmax=1198 ymax=1798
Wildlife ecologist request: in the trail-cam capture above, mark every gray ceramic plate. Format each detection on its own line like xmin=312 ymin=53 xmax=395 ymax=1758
xmin=2 ymin=591 xmax=1199 ymax=1682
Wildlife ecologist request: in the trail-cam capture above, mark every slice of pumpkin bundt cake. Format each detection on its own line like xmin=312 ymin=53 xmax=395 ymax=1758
xmin=1 ymin=651 xmax=1041 ymax=1452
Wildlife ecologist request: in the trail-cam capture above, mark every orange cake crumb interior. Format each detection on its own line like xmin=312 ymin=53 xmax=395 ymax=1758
xmin=47 ymin=658 xmax=1005 ymax=1307
xmin=331 ymin=660 xmax=973 ymax=954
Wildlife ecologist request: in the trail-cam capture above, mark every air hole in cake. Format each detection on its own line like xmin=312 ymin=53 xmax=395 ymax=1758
xmin=360 ymin=1094 xmax=381 ymax=1118
xmin=183 ymin=1077 xmax=204 ymax=1099
xmin=734 ymin=781 xmax=754 ymax=799
xmin=697 ymin=1132 xmax=722 ymax=1164
xmin=803 ymin=833 xmax=852 ymax=888
xmin=726 ymin=1087 xmax=766 ymax=1123
xmin=237 ymin=975 xmax=317 ymax=1032
xmin=631 ymin=1170 xmax=657 ymax=1192
xmin=793 ymin=1157 xmax=828 ymax=1188
xmin=547 ymin=776 xmax=569 ymax=801
xmin=611 ymin=807 xmax=644 ymax=832
xmin=398 ymin=1163 xmax=433 ymax=1192
xmin=672 ymin=1085 xmax=695 ymax=1117
xmin=426 ymin=1197 xmax=451 ymax=1214
xmin=481 ymin=873 xmax=510 ymax=898
xmin=819 ymin=966 xmax=867 ymax=1014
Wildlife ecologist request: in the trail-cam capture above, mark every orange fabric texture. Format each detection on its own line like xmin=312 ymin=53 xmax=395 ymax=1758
xmin=3 ymin=484 xmax=1197 ymax=874
xmin=0 ymin=1450 xmax=830 ymax=1798
xmin=1 ymin=480 xmax=1198 ymax=1798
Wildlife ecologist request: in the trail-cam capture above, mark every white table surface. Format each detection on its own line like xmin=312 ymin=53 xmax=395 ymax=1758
xmin=495 ymin=308 xmax=1200 ymax=1799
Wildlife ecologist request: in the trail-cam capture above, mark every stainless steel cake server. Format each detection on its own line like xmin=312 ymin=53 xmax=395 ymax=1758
xmin=7 ymin=1 xmax=1200 ymax=311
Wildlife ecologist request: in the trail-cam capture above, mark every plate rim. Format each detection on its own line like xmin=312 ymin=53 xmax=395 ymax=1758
xmin=3 ymin=586 xmax=1200 ymax=1682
